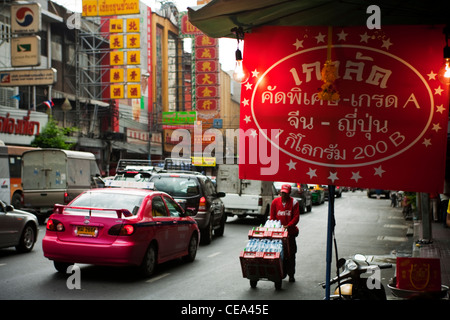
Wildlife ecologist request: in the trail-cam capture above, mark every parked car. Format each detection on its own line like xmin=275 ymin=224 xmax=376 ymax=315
xmin=323 ymin=185 xmax=343 ymax=199
xmin=42 ymin=187 xmax=199 ymax=277
xmin=149 ymin=171 xmax=225 ymax=244
xmin=0 ymin=200 xmax=38 ymax=253
xmin=308 ymin=184 xmax=325 ymax=204
xmin=367 ymin=189 xmax=390 ymax=198
xmin=273 ymin=182 xmax=312 ymax=214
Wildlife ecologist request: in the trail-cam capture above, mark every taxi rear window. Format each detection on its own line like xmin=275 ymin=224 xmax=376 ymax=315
xmin=70 ymin=192 xmax=144 ymax=215
xmin=152 ymin=176 xmax=199 ymax=197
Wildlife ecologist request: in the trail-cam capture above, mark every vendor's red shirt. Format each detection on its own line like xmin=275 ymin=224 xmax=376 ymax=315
xmin=270 ymin=196 xmax=300 ymax=227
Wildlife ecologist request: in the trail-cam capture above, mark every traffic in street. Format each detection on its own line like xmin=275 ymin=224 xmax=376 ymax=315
xmin=0 ymin=190 xmax=413 ymax=300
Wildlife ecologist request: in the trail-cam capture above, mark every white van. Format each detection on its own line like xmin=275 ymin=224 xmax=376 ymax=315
xmin=22 ymin=149 xmax=101 ymax=222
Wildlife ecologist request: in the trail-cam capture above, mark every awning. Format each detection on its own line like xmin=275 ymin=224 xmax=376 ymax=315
xmin=188 ymin=0 xmax=450 ymax=38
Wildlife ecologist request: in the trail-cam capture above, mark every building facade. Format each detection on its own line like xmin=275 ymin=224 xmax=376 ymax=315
xmin=0 ymin=0 xmax=240 ymax=176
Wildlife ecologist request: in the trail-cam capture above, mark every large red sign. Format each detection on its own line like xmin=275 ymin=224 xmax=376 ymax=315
xmin=239 ymin=25 xmax=449 ymax=193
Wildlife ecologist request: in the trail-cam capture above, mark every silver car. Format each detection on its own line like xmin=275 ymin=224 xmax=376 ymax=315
xmin=0 ymin=200 xmax=38 ymax=252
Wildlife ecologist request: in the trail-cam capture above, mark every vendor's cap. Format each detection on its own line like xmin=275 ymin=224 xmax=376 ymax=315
xmin=280 ymin=184 xmax=291 ymax=194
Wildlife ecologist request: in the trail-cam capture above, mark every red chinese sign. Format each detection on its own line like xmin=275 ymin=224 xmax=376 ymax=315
xmin=194 ymin=33 xmax=220 ymax=122
xmin=239 ymin=25 xmax=449 ymax=193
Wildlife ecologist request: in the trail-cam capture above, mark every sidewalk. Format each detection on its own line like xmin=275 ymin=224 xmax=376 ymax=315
xmin=415 ymin=220 xmax=450 ymax=289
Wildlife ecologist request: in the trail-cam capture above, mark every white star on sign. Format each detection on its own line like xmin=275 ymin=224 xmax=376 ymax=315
xmin=306 ymin=168 xmax=317 ymax=179
xmin=293 ymin=39 xmax=304 ymax=50
xmin=243 ymin=115 xmax=251 ymax=123
xmin=432 ymin=123 xmax=442 ymax=132
xmin=328 ymin=171 xmax=339 ymax=183
xmin=435 ymin=86 xmax=444 ymax=95
xmin=337 ymin=30 xmax=348 ymax=41
xmin=436 ymin=104 xmax=445 ymax=114
xmin=315 ymin=32 xmax=326 ymax=43
xmin=381 ymin=38 xmax=393 ymax=50
xmin=427 ymin=71 xmax=437 ymax=80
xmin=286 ymin=159 xmax=297 ymax=171
xmin=250 ymin=129 xmax=258 ymax=138
xmin=251 ymin=69 xmax=259 ymax=78
xmin=351 ymin=171 xmax=362 ymax=182
xmin=374 ymin=166 xmax=385 ymax=177
xmin=423 ymin=138 xmax=432 ymax=147
xmin=244 ymin=82 xmax=253 ymax=90
xmin=360 ymin=32 xmax=370 ymax=43
xmin=242 ymin=98 xmax=249 ymax=107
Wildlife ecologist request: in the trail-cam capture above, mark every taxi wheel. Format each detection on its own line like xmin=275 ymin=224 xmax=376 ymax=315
xmin=183 ymin=233 xmax=198 ymax=262
xmin=140 ymin=243 xmax=157 ymax=277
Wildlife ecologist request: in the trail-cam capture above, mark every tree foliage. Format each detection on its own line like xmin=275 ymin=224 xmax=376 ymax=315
xmin=31 ymin=116 xmax=76 ymax=150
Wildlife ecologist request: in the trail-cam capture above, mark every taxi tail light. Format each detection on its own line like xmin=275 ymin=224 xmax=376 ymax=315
xmin=46 ymin=219 xmax=65 ymax=232
xmin=109 ymin=224 xmax=135 ymax=236
xmin=258 ymin=197 xmax=262 ymax=207
xmin=199 ymin=197 xmax=206 ymax=211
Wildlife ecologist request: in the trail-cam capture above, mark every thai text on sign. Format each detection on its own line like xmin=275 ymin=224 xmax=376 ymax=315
xmin=239 ymin=25 xmax=449 ymax=193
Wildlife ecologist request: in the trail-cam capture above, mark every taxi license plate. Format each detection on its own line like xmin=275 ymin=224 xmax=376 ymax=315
xmin=76 ymin=226 xmax=98 ymax=237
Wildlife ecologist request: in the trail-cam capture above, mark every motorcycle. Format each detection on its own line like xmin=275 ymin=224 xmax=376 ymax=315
xmin=320 ymin=254 xmax=393 ymax=300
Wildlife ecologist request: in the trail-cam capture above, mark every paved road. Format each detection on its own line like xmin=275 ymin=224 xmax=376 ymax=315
xmin=0 ymin=190 xmax=412 ymax=301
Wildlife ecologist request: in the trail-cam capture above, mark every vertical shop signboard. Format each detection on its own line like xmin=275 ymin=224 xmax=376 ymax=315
xmin=179 ymin=11 xmax=220 ymax=128
xmin=239 ymin=25 xmax=449 ymax=193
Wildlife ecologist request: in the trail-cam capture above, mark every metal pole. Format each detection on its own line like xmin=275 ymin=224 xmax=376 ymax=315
xmin=325 ymin=185 xmax=335 ymax=300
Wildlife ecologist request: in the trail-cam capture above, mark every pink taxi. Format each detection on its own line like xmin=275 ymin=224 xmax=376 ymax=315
xmin=42 ymin=187 xmax=199 ymax=276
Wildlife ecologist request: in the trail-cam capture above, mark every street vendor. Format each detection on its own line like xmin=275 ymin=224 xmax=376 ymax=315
xmin=270 ymin=184 xmax=300 ymax=282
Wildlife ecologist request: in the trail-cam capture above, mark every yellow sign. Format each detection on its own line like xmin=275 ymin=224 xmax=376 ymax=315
xmin=126 ymin=34 xmax=140 ymax=49
xmin=111 ymin=84 xmax=124 ymax=99
xmin=82 ymin=0 xmax=98 ymax=16
xmin=110 ymin=51 xmax=124 ymax=65
xmin=126 ymin=18 xmax=140 ymax=32
xmin=127 ymin=84 xmax=141 ymax=99
xmin=127 ymin=68 xmax=140 ymax=82
xmin=109 ymin=19 xmax=123 ymax=33
xmin=191 ymin=157 xmax=216 ymax=166
xmin=110 ymin=68 xmax=124 ymax=82
xmin=82 ymin=0 xmax=140 ymax=16
xmin=109 ymin=34 xmax=124 ymax=49
xmin=127 ymin=50 xmax=140 ymax=65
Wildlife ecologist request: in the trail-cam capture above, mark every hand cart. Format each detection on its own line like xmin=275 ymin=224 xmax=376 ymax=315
xmin=239 ymin=227 xmax=289 ymax=290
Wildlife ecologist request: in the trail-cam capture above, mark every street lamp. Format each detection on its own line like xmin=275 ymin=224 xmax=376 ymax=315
xmin=231 ymin=27 xmax=249 ymax=84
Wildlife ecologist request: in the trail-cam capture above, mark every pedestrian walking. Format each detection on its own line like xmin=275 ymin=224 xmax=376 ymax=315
xmin=270 ymin=184 xmax=300 ymax=282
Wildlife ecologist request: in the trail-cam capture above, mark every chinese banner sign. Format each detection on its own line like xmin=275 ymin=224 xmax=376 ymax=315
xmin=194 ymin=34 xmax=220 ymax=123
xmin=108 ymin=17 xmax=141 ymax=99
xmin=239 ymin=25 xmax=449 ymax=193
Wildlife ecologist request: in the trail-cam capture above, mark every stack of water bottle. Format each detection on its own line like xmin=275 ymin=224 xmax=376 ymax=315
xmin=245 ymin=238 xmax=284 ymax=259
xmin=263 ymin=219 xmax=282 ymax=229
xmin=244 ymin=219 xmax=284 ymax=259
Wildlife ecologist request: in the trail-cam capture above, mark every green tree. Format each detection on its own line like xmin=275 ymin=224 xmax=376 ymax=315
xmin=31 ymin=116 xmax=76 ymax=150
